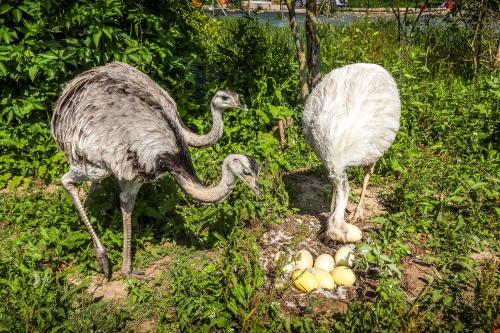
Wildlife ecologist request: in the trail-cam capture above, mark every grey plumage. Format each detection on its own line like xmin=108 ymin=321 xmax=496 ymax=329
xmin=53 ymin=62 xmax=194 ymax=183
xmin=51 ymin=62 xmax=259 ymax=279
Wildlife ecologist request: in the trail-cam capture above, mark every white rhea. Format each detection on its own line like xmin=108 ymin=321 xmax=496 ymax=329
xmin=302 ymin=63 xmax=401 ymax=242
xmin=51 ymin=62 xmax=260 ymax=279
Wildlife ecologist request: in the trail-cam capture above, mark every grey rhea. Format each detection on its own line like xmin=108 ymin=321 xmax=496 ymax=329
xmin=51 ymin=62 xmax=260 ymax=279
xmin=302 ymin=63 xmax=401 ymax=243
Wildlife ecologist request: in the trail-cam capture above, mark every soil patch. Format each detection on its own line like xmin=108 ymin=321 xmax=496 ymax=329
xmin=88 ymin=278 xmax=128 ymax=302
xmin=402 ymin=259 xmax=434 ymax=302
xmin=284 ymin=169 xmax=385 ymax=223
xmin=470 ymin=250 xmax=497 ymax=261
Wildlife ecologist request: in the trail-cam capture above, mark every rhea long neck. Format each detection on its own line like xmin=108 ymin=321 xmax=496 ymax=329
xmin=182 ymin=101 xmax=224 ymax=148
xmin=171 ymin=157 xmax=236 ymax=203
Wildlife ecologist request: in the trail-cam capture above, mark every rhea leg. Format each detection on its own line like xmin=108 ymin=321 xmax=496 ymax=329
xmin=118 ymin=181 xmax=150 ymax=280
xmin=62 ymin=171 xmax=110 ymax=279
xmin=319 ymin=172 xmax=350 ymax=243
xmin=349 ymin=163 xmax=375 ymax=223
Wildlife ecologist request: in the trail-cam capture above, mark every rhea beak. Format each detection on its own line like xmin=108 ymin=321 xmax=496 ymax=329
xmin=251 ymin=181 xmax=261 ymax=195
xmin=233 ymin=94 xmax=248 ymax=111
xmin=234 ymin=102 xmax=248 ymax=112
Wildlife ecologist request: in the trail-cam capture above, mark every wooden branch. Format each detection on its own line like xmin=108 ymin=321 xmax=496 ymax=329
xmin=410 ymin=3 xmax=425 ymax=35
xmin=284 ymin=0 xmax=310 ymax=101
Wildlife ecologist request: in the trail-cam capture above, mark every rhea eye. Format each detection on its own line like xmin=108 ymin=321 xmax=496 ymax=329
xmin=222 ymin=96 xmax=229 ymax=102
xmin=243 ymin=169 xmax=251 ymax=176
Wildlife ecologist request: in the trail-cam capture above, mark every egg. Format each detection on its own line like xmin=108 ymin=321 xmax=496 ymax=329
xmin=293 ymin=249 xmax=314 ymax=270
xmin=273 ymin=251 xmax=295 ymax=273
xmin=331 ymin=266 xmax=356 ymax=286
xmin=309 ymin=268 xmax=336 ymax=289
xmin=335 ymin=246 xmax=355 ymax=267
xmin=344 ymin=223 xmax=363 ymax=243
xmin=291 ymin=269 xmax=318 ymax=292
xmin=314 ymin=253 xmax=335 ymax=272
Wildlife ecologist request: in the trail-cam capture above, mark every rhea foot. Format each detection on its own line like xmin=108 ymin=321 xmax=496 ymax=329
xmin=348 ymin=206 xmax=364 ymax=223
xmin=95 ymin=246 xmax=111 ymax=280
xmin=318 ymin=223 xmax=348 ymax=245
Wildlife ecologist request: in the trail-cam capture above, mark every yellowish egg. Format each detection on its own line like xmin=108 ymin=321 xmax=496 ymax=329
xmin=314 ymin=253 xmax=335 ymax=272
xmin=293 ymin=249 xmax=314 ymax=270
xmin=344 ymin=224 xmax=363 ymax=243
xmin=291 ymin=269 xmax=318 ymax=292
xmin=331 ymin=266 xmax=356 ymax=286
xmin=335 ymin=246 xmax=355 ymax=267
xmin=309 ymin=268 xmax=336 ymax=289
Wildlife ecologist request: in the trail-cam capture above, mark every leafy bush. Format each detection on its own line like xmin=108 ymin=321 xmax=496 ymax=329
xmin=0 ymin=0 xmax=218 ymax=187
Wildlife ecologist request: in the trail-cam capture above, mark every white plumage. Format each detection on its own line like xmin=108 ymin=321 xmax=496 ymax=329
xmin=302 ymin=63 xmax=401 ymax=242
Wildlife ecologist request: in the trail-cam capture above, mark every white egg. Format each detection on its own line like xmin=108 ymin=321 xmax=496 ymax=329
xmin=291 ymin=269 xmax=318 ymax=292
xmin=345 ymin=223 xmax=363 ymax=243
xmin=309 ymin=268 xmax=336 ymax=289
xmin=293 ymin=249 xmax=314 ymax=270
xmin=335 ymin=246 xmax=355 ymax=267
xmin=331 ymin=266 xmax=356 ymax=286
xmin=314 ymin=253 xmax=335 ymax=272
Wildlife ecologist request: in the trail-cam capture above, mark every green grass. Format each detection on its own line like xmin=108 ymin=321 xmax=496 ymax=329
xmin=1 ymin=7 xmax=499 ymax=333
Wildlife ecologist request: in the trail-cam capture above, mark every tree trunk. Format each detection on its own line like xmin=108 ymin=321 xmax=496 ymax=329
xmin=306 ymin=0 xmax=322 ymax=89
xmin=391 ymin=4 xmax=402 ymax=42
xmin=284 ymin=0 xmax=309 ymax=100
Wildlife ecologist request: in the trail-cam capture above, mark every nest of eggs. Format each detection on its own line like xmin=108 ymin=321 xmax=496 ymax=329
xmin=258 ymin=215 xmax=380 ymax=317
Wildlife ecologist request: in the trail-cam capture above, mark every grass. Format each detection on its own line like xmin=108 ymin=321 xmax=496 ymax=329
xmin=1 ymin=14 xmax=499 ymax=333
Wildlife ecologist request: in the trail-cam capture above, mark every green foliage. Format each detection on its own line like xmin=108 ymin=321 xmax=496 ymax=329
xmin=0 ymin=0 xmax=217 ymax=187
xmin=165 ymin=229 xmax=263 ymax=331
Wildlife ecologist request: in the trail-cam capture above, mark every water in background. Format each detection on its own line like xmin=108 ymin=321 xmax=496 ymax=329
xmin=211 ymin=10 xmax=493 ymax=30
xmin=216 ymin=11 xmax=383 ymax=27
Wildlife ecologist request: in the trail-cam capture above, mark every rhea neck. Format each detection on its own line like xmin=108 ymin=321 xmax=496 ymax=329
xmin=182 ymin=101 xmax=224 ymax=148
xmin=172 ymin=157 xmax=236 ymax=204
